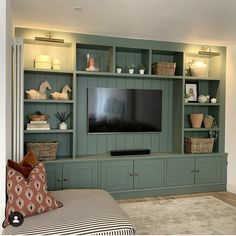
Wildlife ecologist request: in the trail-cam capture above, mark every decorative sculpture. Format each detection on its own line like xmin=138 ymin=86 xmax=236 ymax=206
xmin=51 ymin=85 xmax=72 ymax=100
xmin=26 ymin=80 xmax=52 ymax=100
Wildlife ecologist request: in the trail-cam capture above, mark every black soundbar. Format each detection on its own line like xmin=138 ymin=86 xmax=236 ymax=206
xmin=111 ymin=149 xmax=150 ymax=156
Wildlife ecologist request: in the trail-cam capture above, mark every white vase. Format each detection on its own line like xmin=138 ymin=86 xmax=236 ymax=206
xmin=190 ymin=61 xmax=208 ymax=77
xmin=59 ymin=122 xmax=67 ymax=130
xmin=129 ymin=69 xmax=134 ymax=74
xmin=139 ymin=69 xmax=145 ymax=74
xmin=116 ymin=68 xmax=122 ymax=73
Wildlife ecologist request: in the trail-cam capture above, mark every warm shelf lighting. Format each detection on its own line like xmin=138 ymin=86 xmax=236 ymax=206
xmin=35 ymin=33 xmax=64 ymax=43
xmin=198 ymin=46 xmax=220 ymax=56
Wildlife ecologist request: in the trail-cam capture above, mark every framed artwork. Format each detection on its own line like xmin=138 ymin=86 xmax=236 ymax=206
xmin=185 ymin=82 xmax=198 ymax=102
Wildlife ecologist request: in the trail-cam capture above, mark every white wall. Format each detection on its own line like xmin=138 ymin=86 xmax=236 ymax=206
xmin=0 ymin=0 xmax=13 ymax=231
xmin=226 ymin=45 xmax=236 ymax=194
xmin=0 ymin=0 xmax=7 ymax=229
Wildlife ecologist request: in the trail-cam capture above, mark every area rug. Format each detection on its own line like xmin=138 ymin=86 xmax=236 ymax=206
xmin=119 ymin=196 xmax=236 ymax=235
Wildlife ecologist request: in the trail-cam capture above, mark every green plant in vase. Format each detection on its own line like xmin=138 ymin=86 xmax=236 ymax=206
xmin=116 ymin=65 xmax=122 ymax=73
xmin=139 ymin=64 xmax=145 ymax=74
xmin=209 ymin=118 xmax=218 ymax=141
xmin=55 ymin=112 xmax=72 ymax=130
xmin=128 ymin=64 xmax=135 ymax=74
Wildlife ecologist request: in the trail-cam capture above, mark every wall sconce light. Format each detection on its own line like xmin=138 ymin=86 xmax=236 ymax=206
xmin=198 ymin=47 xmax=220 ymax=56
xmin=35 ymin=33 xmax=64 ymax=43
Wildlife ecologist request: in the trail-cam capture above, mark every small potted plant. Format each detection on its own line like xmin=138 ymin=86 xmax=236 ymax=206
xmin=128 ymin=64 xmax=135 ymax=74
xmin=55 ymin=112 xmax=72 ymax=130
xmin=116 ymin=65 xmax=122 ymax=73
xmin=139 ymin=64 xmax=145 ymax=74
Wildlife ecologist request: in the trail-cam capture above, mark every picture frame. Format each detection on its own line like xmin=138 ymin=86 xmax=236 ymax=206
xmin=185 ymin=82 xmax=198 ymax=102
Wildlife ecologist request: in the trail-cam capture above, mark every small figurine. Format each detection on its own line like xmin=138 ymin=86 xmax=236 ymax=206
xmin=51 ymin=85 xmax=72 ymax=100
xmin=26 ymin=80 xmax=52 ymax=100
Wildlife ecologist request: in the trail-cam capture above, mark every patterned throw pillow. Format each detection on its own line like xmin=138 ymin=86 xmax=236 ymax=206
xmin=2 ymin=161 xmax=63 ymax=228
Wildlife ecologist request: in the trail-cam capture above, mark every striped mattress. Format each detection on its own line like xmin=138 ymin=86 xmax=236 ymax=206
xmin=2 ymin=189 xmax=135 ymax=235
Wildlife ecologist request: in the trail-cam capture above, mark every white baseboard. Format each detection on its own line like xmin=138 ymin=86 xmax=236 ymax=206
xmin=227 ymin=184 xmax=236 ymax=194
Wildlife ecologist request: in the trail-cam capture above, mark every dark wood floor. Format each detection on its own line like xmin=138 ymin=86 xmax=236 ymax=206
xmin=117 ymin=191 xmax=236 ymax=207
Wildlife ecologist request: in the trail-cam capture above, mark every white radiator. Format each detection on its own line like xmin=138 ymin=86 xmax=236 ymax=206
xmin=12 ymin=38 xmax=24 ymax=162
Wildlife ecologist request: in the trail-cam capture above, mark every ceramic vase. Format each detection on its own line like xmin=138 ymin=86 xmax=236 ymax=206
xmin=139 ymin=69 xmax=145 ymax=74
xmin=190 ymin=113 xmax=204 ymax=128
xmin=59 ymin=122 xmax=67 ymax=130
xmin=116 ymin=68 xmax=122 ymax=73
xmin=129 ymin=69 xmax=134 ymax=74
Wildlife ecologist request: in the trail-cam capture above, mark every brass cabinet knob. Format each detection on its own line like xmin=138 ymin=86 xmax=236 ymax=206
xmin=63 ymin=177 xmax=68 ymax=181
xmin=129 ymin=173 xmax=134 ymax=176
xmin=57 ymin=178 xmax=62 ymax=182
xmin=134 ymin=173 xmax=139 ymax=176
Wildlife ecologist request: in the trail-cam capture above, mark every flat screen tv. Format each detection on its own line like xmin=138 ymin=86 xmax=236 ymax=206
xmin=88 ymin=88 xmax=162 ymax=133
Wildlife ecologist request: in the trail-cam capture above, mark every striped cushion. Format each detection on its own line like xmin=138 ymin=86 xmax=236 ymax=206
xmin=2 ymin=189 xmax=135 ymax=235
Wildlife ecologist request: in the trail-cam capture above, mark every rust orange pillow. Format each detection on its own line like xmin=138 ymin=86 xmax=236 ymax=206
xmin=2 ymin=161 xmax=63 ymax=228
xmin=7 ymin=151 xmax=38 ymax=178
xmin=7 ymin=160 xmax=32 ymax=179
xmin=19 ymin=150 xmax=37 ymax=168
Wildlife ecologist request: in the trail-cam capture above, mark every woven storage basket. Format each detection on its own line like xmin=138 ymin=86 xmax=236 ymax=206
xmin=152 ymin=62 xmax=176 ymax=76
xmin=184 ymin=137 xmax=214 ymax=153
xmin=26 ymin=141 xmax=58 ymax=160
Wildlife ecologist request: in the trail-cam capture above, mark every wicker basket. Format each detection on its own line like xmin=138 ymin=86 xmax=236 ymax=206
xmin=26 ymin=141 xmax=58 ymax=160
xmin=152 ymin=62 xmax=176 ymax=76
xmin=184 ymin=137 xmax=214 ymax=153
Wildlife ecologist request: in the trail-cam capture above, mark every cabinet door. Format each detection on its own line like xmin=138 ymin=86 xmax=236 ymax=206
xmin=63 ymin=162 xmax=99 ymax=189
xmin=101 ymin=160 xmax=133 ymax=191
xmin=195 ymin=157 xmax=222 ymax=184
xmin=134 ymin=159 xmax=165 ymax=189
xmin=45 ymin=163 xmax=63 ymax=191
xmin=166 ymin=158 xmax=194 ymax=186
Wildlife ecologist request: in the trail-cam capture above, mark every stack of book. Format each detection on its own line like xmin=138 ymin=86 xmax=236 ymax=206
xmin=27 ymin=120 xmax=50 ymax=130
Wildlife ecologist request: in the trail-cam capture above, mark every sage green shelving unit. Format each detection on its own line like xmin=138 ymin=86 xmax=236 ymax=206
xmin=17 ymin=28 xmax=227 ymax=198
xmin=23 ymin=39 xmax=76 ymax=159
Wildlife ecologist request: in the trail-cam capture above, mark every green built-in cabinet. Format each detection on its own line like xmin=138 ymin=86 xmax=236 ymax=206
xmin=16 ymin=27 xmax=227 ymax=198
xmin=45 ymin=155 xmax=227 ymax=198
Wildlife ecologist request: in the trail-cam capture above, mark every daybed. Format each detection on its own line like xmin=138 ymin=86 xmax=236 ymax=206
xmin=2 ymin=189 xmax=135 ymax=235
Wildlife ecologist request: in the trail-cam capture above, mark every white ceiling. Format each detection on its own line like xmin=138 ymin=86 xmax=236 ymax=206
xmin=10 ymin=0 xmax=236 ymax=45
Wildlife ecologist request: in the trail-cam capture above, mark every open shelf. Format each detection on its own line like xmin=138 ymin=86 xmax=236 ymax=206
xmin=185 ymin=51 xmax=221 ymax=79
xmin=184 ymin=128 xmax=220 ymax=132
xmin=24 ymin=129 xmax=74 ymax=134
xmin=116 ymin=47 xmax=149 ymax=74
xmin=24 ymin=39 xmax=73 ymax=71
xmin=24 ymin=70 xmax=74 ymax=101
xmin=184 ymin=106 xmax=219 ymax=129
xmin=24 ymin=99 xmax=74 ymax=104
xmin=76 ymin=44 xmax=113 ymax=72
xmin=185 ymin=102 xmax=220 ymax=106
xmin=76 ymin=70 xmax=183 ymax=80
xmin=24 ymin=132 xmax=73 ymax=158
xmin=24 ymin=68 xmax=74 ymax=74
xmin=185 ymin=76 xmax=220 ymax=81
xmin=152 ymin=50 xmax=183 ymax=76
